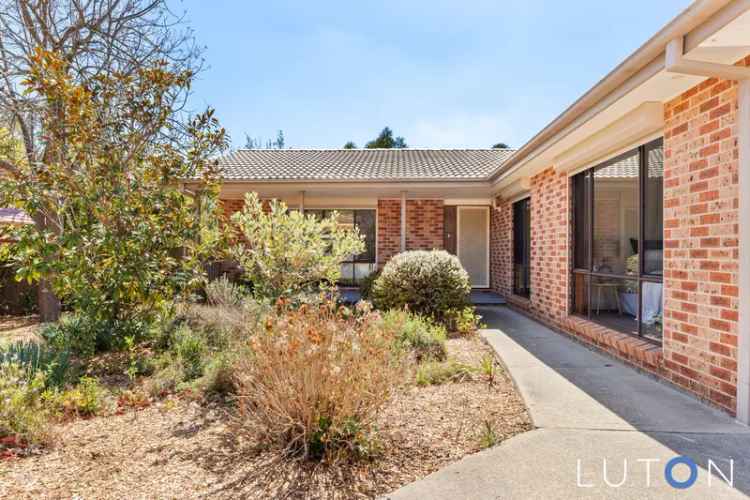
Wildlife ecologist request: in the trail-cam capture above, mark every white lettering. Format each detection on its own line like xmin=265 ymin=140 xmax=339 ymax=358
xmin=636 ymin=458 xmax=660 ymax=487
xmin=708 ymin=459 xmax=734 ymax=487
xmin=603 ymin=459 xmax=628 ymax=488
xmin=577 ymin=459 xmax=594 ymax=488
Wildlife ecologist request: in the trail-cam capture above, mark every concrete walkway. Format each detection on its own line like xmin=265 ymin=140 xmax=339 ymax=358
xmin=385 ymin=306 xmax=750 ymax=499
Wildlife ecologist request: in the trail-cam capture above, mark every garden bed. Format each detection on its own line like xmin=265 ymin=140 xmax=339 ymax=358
xmin=0 ymin=337 xmax=531 ymax=499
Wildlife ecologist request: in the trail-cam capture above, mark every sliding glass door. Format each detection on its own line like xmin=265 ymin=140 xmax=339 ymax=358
xmin=571 ymin=138 xmax=664 ymax=341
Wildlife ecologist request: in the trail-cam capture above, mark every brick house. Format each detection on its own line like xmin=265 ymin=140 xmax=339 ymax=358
xmin=187 ymin=1 xmax=750 ymax=422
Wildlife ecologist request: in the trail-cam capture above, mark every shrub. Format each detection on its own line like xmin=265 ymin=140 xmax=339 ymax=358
xmin=379 ymin=310 xmax=447 ymax=362
xmin=372 ymin=250 xmax=471 ymax=324
xmin=358 ymin=269 xmax=381 ymax=302
xmin=53 ymin=376 xmax=108 ymax=417
xmin=41 ymin=314 xmax=152 ymax=357
xmin=0 ymin=362 xmax=52 ymax=446
xmin=173 ymin=326 xmax=207 ymax=381
xmin=445 ymin=306 xmax=484 ymax=336
xmin=233 ymin=300 xmax=405 ymax=462
xmin=0 ymin=341 xmax=71 ymax=389
xmin=230 ymin=193 xmax=365 ymax=301
xmin=415 ymin=360 xmax=475 ymax=386
xmin=205 ymin=275 xmax=245 ymax=307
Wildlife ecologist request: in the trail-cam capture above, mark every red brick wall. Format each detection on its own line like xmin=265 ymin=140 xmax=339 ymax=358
xmin=377 ymin=199 xmax=445 ymax=267
xmin=490 ymin=196 xmax=513 ymax=297
xmin=405 ymin=200 xmax=444 ymax=251
xmin=529 ymin=168 xmax=570 ymax=324
xmin=377 ymin=199 xmax=401 ymax=267
xmin=221 ymin=198 xmax=245 ymax=221
xmin=661 ymin=59 xmax=747 ymax=414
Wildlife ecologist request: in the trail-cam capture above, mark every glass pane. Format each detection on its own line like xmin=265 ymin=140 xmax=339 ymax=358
xmin=354 ymin=210 xmax=376 ymax=263
xmin=573 ymin=172 xmax=590 ymax=270
xmin=641 ymin=281 xmax=663 ymax=341
xmin=591 ymin=276 xmax=638 ymax=336
xmin=571 ymin=273 xmax=589 ymax=317
xmin=354 ymin=263 xmax=376 ymax=283
xmin=513 ymin=198 xmax=530 ymax=297
xmin=593 ymin=150 xmax=639 ymax=276
xmin=339 ymin=263 xmax=354 ymax=285
xmin=643 ymin=140 xmax=664 ymax=276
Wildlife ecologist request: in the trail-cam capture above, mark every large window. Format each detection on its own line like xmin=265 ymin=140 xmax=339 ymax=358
xmin=305 ymin=209 xmax=377 ymax=285
xmin=571 ymin=138 xmax=663 ymax=341
xmin=513 ymin=198 xmax=531 ymax=298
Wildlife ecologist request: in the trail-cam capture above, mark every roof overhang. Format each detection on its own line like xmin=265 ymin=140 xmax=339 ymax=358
xmin=490 ymin=0 xmax=750 ymax=193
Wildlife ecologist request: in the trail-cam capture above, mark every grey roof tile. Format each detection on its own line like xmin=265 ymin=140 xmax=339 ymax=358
xmin=218 ymin=148 xmax=515 ymax=181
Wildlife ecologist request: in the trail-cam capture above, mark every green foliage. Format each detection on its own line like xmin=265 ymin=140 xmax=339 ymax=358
xmin=205 ymin=275 xmax=245 ymax=307
xmin=52 ymin=377 xmax=108 ymax=417
xmin=492 ymin=142 xmax=510 ymax=149
xmin=358 ymin=269 xmax=381 ymax=302
xmin=445 ymin=306 xmax=484 ymax=335
xmin=342 ymin=141 xmax=357 ymax=149
xmin=0 ymin=341 xmax=71 ymax=389
xmin=0 ymin=362 xmax=52 ymax=445
xmin=372 ymin=250 xmax=471 ymax=324
xmin=0 ymin=48 xmax=227 ymax=331
xmin=230 ymin=193 xmax=365 ymax=301
xmin=174 ymin=326 xmax=207 ymax=381
xmin=380 ymin=310 xmax=447 ymax=362
xmin=479 ymin=353 xmax=497 ymax=385
xmin=477 ymin=420 xmax=500 ymax=449
xmin=41 ymin=314 xmax=151 ymax=357
xmin=415 ymin=360 xmax=475 ymax=386
xmin=365 ymin=127 xmax=407 ymax=149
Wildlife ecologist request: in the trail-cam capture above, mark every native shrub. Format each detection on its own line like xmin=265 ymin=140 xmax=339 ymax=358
xmin=233 ymin=299 xmax=406 ymax=462
xmin=230 ymin=193 xmax=365 ymax=301
xmin=0 ymin=363 xmax=52 ymax=446
xmin=379 ymin=310 xmax=447 ymax=362
xmin=372 ymin=250 xmax=471 ymax=324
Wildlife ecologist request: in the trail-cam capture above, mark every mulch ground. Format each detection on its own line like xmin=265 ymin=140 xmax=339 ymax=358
xmin=0 ymin=315 xmax=40 ymax=345
xmin=0 ymin=336 xmax=532 ymax=499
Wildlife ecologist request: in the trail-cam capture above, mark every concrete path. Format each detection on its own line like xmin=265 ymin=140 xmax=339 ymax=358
xmin=385 ymin=306 xmax=750 ymax=499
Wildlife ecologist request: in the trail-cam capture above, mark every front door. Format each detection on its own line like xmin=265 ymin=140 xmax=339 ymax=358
xmin=457 ymin=206 xmax=490 ymax=288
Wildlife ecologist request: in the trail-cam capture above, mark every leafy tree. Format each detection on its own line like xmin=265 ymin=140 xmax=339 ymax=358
xmin=365 ymin=127 xmax=407 ymax=149
xmin=492 ymin=142 xmax=510 ymax=149
xmin=0 ymin=49 xmax=227 ymax=332
xmin=342 ymin=141 xmax=357 ymax=149
xmin=230 ymin=193 xmax=365 ymax=301
xmin=244 ymin=130 xmax=286 ymax=149
xmin=0 ymin=0 xmax=203 ymax=321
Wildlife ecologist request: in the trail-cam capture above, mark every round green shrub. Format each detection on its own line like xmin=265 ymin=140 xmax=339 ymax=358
xmin=372 ymin=250 xmax=471 ymax=323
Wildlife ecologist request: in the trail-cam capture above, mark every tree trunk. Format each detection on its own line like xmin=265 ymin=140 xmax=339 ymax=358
xmin=37 ymin=278 xmax=60 ymax=322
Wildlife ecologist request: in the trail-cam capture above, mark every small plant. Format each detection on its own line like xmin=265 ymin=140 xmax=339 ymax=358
xmin=479 ymin=353 xmax=497 ymax=386
xmin=415 ymin=360 xmax=475 ymax=386
xmin=379 ymin=310 xmax=447 ymax=362
xmin=372 ymin=250 xmax=471 ymax=325
xmin=174 ymin=327 xmax=207 ymax=381
xmin=477 ymin=420 xmax=499 ymax=449
xmin=205 ymin=275 xmax=245 ymax=307
xmin=446 ymin=306 xmax=484 ymax=336
xmin=0 ymin=340 xmax=71 ymax=389
xmin=0 ymin=362 xmax=53 ymax=447
xmin=53 ymin=377 xmax=108 ymax=417
xmin=233 ymin=299 xmax=405 ymax=462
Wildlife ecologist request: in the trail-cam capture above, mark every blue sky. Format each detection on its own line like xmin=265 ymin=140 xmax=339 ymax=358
xmin=174 ymin=0 xmax=692 ymax=149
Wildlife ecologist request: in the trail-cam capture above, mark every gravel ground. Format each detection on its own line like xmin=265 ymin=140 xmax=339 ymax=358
xmin=0 ymin=337 xmax=531 ymax=499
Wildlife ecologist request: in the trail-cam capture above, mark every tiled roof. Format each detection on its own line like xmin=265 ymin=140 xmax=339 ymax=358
xmin=593 ymin=148 xmax=663 ymax=179
xmin=217 ymin=149 xmax=515 ymax=182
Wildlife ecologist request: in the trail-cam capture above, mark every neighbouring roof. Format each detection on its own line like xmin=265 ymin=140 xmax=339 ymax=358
xmin=218 ymin=149 xmax=515 ymax=182
xmin=0 ymin=208 xmax=32 ymax=225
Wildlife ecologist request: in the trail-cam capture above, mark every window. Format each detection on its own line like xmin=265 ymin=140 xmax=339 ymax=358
xmin=305 ymin=209 xmax=377 ymax=285
xmin=513 ymin=198 xmax=531 ymax=297
xmin=571 ymin=138 xmax=663 ymax=342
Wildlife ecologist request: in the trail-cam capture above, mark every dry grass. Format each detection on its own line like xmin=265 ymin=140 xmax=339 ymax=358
xmin=0 ymin=337 xmax=531 ymax=499
xmin=0 ymin=315 xmax=40 ymax=346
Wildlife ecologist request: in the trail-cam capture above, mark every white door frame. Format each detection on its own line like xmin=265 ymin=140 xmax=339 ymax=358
xmin=456 ymin=205 xmax=490 ymax=288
